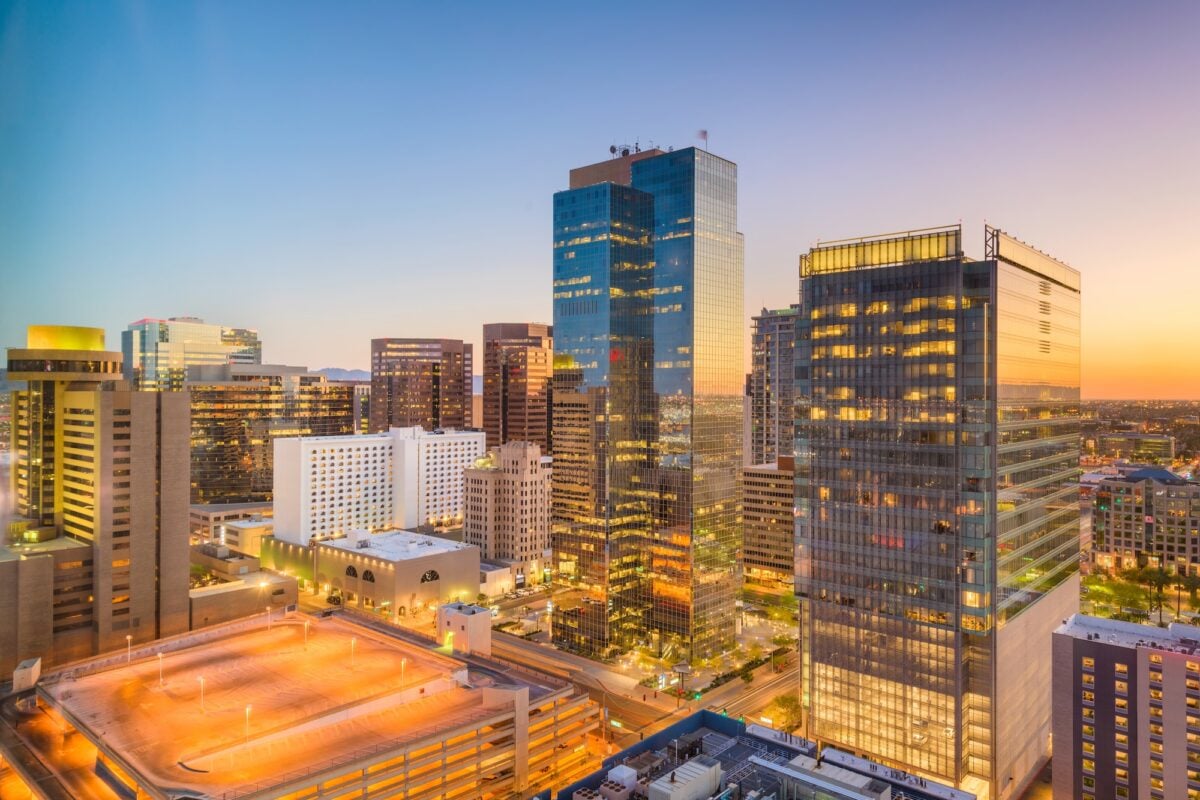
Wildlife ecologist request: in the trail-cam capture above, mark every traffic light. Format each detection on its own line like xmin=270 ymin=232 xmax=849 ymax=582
xmin=693 ymin=691 xmax=702 ymax=700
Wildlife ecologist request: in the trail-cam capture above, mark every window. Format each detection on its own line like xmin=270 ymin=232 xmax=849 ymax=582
xmin=346 ymin=565 xmax=358 ymax=578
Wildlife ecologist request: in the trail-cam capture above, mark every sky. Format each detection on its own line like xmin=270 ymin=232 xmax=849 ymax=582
xmin=1 ymin=1 xmax=1197 ymax=399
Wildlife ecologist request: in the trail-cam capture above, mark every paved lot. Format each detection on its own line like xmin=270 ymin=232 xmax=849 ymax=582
xmin=36 ymin=617 xmax=484 ymax=798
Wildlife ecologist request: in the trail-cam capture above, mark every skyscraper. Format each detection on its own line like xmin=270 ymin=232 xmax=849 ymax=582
xmin=3 ymin=326 xmax=190 ymax=672
xmin=186 ymin=363 xmax=354 ymax=504
xmin=749 ymin=305 xmax=801 ymax=465
xmin=369 ymin=338 xmax=472 ymax=432
xmin=551 ymin=146 xmax=744 ymax=660
xmin=795 ymin=225 xmax=1081 ymax=799
xmin=122 ymin=317 xmax=261 ymax=391
xmin=482 ymin=322 xmax=553 ymax=450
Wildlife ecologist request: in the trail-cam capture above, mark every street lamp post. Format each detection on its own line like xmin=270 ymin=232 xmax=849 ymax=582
xmin=304 ymin=620 xmax=310 ymax=649
xmin=126 ymin=634 xmax=132 ymax=665
xmin=157 ymin=653 xmax=163 ymax=687
xmin=245 ymin=704 xmax=252 ymax=743
xmin=198 ymin=676 xmax=205 ymax=712
xmin=351 ymin=636 xmax=357 ymax=669
xmin=265 ymin=605 xmax=272 ymax=630
xmin=401 ymin=657 xmax=407 ymax=686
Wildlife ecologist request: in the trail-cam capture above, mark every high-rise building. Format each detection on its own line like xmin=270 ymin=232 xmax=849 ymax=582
xmin=369 ymin=338 xmax=472 ymax=432
xmin=464 ymin=441 xmax=552 ymax=586
xmin=273 ymin=425 xmax=486 ymax=544
xmin=1052 ymin=614 xmax=1200 ymax=800
xmin=186 ymin=363 xmax=354 ymax=504
xmin=3 ymin=326 xmax=190 ymax=673
xmin=122 ymin=317 xmax=261 ymax=391
xmin=750 ymin=305 xmax=801 ymax=465
xmin=1091 ymin=467 xmax=1200 ymax=575
xmin=795 ymin=225 xmax=1082 ymax=799
xmin=482 ymin=323 xmax=553 ymax=450
xmin=551 ymin=146 xmax=744 ymax=660
xmin=742 ymin=457 xmax=796 ymax=589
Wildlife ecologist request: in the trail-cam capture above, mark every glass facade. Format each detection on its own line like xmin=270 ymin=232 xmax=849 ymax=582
xmin=796 ymin=225 xmax=1080 ymax=795
xmin=122 ymin=317 xmax=261 ymax=391
xmin=187 ymin=366 xmax=354 ymax=504
xmin=482 ymin=323 xmax=553 ymax=451
xmin=551 ymin=148 xmax=744 ymax=661
xmin=369 ymin=339 xmax=472 ymax=432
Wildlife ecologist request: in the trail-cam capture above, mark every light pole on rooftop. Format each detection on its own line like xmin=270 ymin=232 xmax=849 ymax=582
xmin=126 ymin=634 xmax=132 ymax=665
xmin=157 ymin=653 xmax=163 ymax=687
xmin=245 ymin=704 xmax=251 ymax=743
xmin=265 ymin=605 xmax=272 ymax=630
xmin=198 ymin=676 xmax=205 ymax=712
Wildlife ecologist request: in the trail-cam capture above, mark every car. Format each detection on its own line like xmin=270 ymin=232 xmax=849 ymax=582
xmin=326 ymin=595 xmax=342 ymax=605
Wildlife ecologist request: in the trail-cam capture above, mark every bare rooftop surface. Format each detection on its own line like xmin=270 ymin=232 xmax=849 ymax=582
xmin=38 ymin=616 xmax=540 ymax=799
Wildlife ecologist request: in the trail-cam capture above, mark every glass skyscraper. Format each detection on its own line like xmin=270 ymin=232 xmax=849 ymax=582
xmin=551 ymin=147 xmax=744 ymax=661
xmin=795 ymin=225 xmax=1081 ymax=799
xmin=122 ymin=317 xmax=261 ymax=391
xmin=750 ymin=305 xmax=801 ymax=465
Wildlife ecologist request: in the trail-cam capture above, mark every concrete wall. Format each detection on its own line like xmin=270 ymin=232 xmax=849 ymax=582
xmin=189 ymin=573 xmax=298 ymax=630
xmin=0 ymin=555 xmax=53 ymax=675
xmin=995 ymin=573 xmax=1080 ymax=799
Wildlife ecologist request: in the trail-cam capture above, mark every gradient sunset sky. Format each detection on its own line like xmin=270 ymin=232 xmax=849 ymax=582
xmin=1 ymin=1 xmax=1197 ymax=399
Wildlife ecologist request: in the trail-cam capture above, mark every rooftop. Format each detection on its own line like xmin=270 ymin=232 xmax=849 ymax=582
xmin=35 ymin=614 xmax=553 ymax=799
xmin=317 ymin=528 xmax=472 ymax=560
xmin=1056 ymin=613 xmax=1200 ymax=654
xmin=0 ymin=534 xmax=90 ymax=563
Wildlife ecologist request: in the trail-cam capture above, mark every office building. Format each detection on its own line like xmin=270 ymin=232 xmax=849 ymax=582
xmin=750 ymin=304 xmax=801 ymax=465
xmin=122 ymin=316 xmax=261 ymax=391
xmin=743 ymin=457 xmax=796 ymax=589
xmin=1091 ymin=467 xmax=1200 ymax=575
xmin=3 ymin=613 xmax=599 ymax=800
xmin=3 ymin=325 xmax=190 ymax=674
xmin=552 ymin=146 xmax=744 ymax=660
xmin=1052 ymin=614 xmax=1200 ymax=800
xmin=1098 ymin=432 xmax=1176 ymax=466
xmin=482 ymin=322 xmax=553 ymax=450
xmin=464 ymin=441 xmax=552 ymax=587
xmin=795 ymin=225 xmax=1082 ymax=799
xmin=273 ymin=425 xmax=486 ymax=544
xmin=369 ymin=338 xmax=472 ymax=432
xmin=186 ymin=363 xmax=354 ymax=504
xmin=559 ymin=709 xmax=975 ymax=800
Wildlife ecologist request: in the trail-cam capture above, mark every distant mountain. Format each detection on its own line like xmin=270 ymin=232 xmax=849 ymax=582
xmin=315 ymin=368 xmax=370 ymax=382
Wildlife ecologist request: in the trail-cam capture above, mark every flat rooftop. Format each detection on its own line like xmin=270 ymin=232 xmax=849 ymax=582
xmin=1057 ymin=613 xmax=1200 ymax=653
xmin=37 ymin=615 xmax=552 ymax=799
xmin=318 ymin=529 xmax=472 ymax=560
xmin=0 ymin=534 xmax=90 ymax=563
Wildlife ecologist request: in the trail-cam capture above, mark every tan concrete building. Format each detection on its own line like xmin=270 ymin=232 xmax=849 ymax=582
xmin=312 ymin=529 xmax=481 ymax=617
xmin=3 ymin=325 xmax=191 ymax=674
xmin=464 ymin=441 xmax=552 ymax=588
xmin=743 ymin=457 xmax=795 ymax=588
xmin=482 ymin=323 xmax=553 ymax=450
xmin=188 ymin=543 xmax=298 ymax=629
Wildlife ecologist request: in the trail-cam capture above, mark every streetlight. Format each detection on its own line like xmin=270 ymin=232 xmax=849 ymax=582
xmin=198 ymin=676 xmax=205 ymax=712
xmin=265 ymin=605 xmax=272 ymax=630
xmin=401 ymin=657 xmax=407 ymax=686
xmin=351 ymin=636 xmax=357 ymax=668
xmin=157 ymin=653 xmax=163 ymax=687
xmin=245 ymin=704 xmax=252 ymax=743
xmin=126 ymin=634 xmax=132 ymax=664
xmin=304 ymin=620 xmax=310 ymax=650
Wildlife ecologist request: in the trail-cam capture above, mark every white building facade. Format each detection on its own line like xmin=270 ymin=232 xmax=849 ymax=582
xmin=274 ymin=426 xmax=485 ymax=545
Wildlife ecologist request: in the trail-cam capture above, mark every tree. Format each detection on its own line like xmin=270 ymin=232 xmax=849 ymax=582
xmin=740 ymin=671 xmax=754 ymax=686
xmin=1122 ymin=566 xmax=1171 ymax=625
xmin=771 ymin=693 xmax=803 ymax=732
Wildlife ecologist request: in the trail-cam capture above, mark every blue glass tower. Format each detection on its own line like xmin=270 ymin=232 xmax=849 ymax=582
xmin=552 ymin=148 xmax=744 ymax=660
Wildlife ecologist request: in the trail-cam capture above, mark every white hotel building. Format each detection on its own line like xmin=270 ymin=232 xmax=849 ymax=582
xmin=274 ymin=426 xmax=486 ymax=545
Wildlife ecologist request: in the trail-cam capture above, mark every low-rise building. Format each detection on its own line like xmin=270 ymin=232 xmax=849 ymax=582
xmin=188 ymin=543 xmax=297 ymax=629
xmin=1098 ymin=433 xmax=1176 ymax=466
xmin=559 ymin=710 xmax=974 ymax=800
xmin=306 ymin=529 xmax=481 ymax=617
xmin=189 ymin=501 xmax=273 ymax=543
xmin=1091 ymin=467 xmax=1200 ymax=574
xmin=4 ymin=613 xmax=599 ymax=799
xmin=1053 ymin=614 xmax=1200 ymax=800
